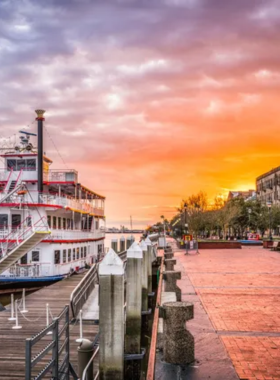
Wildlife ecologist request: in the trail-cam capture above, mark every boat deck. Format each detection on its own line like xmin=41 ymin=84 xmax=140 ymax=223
xmin=0 ymin=272 xmax=99 ymax=379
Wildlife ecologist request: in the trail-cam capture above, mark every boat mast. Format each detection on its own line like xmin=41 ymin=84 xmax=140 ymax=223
xmin=35 ymin=109 xmax=45 ymax=193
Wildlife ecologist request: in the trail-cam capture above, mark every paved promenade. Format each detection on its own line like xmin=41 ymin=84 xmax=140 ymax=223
xmin=173 ymin=245 xmax=280 ymax=380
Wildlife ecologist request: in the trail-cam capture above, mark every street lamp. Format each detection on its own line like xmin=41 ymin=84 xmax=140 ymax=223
xmin=267 ymin=201 xmax=272 ymax=240
xmin=248 ymin=208 xmax=252 ymax=232
xmin=184 ymin=202 xmax=188 ymax=232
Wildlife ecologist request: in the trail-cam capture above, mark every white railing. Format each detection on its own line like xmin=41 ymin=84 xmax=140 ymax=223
xmin=3 ymin=263 xmax=52 ymax=278
xmin=47 ymin=229 xmax=105 ymax=240
xmin=39 ymin=193 xmax=104 ymax=216
xmin=0 ymin=190 xmax=104 ymax=216
xmin=0 ymin=216 xmax=50 ymax=259
xmin=43 ymin=169 xmax=78 ymax=183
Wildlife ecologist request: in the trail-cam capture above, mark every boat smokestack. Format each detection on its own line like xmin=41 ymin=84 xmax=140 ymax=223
xmin=35 ymin=109 xmax=45 ymax=193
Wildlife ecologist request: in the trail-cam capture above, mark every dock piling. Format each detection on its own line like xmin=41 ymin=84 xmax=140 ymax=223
xmin=99 ymin=248 xmax=124 ymax=380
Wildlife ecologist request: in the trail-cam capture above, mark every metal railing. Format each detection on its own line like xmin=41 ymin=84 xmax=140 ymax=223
xmin=82 ymin=333 xmax=100 ymax=380
xmin=25 ymin=305 xmax=73 ymax=380
xmin=70 ymin=264 xmax=98 ymax=319
xmin=0 ymin=216 xmax=50 ymax=259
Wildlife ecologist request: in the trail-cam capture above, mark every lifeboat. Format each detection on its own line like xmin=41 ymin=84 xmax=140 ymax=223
xmin=17 ymin=190 xmax=27 ymax=195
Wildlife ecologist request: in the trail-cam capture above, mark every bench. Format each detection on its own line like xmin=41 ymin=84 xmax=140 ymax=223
xmin=271 ymin=241 xmax=280 ymax=251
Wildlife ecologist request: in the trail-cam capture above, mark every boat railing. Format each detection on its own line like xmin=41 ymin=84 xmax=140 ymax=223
xmin=43 ymin=168 xmax=78 ymax=182
xmin=5 ymin=262 xmax=52 ymax=278
xmin=46 ymin=229 xmax=105 ymax=240
xmin=70 ymin=263 xmax=98 ymax=319
xmin=0 ymin=216 xmax=50 ymax=258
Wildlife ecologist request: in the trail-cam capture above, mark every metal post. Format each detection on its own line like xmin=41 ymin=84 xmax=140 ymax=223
xmin=25 ymin=338 xmax=32 ymax=380
xmin=52 ymin=318 xmax=59 ymax=380
xmin=8 ymin=293 xmax=16 ymax=321
xmin=22 ymin=288 xmax=28 ymax=313
xmin=76 ymin=309 xmax=83 ymax=343
xmin=12 ymin=299 xmax=22 ymax=329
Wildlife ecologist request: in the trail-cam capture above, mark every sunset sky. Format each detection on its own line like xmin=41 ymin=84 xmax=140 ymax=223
xmin=1 ymin=0 xmax=280 ymax=228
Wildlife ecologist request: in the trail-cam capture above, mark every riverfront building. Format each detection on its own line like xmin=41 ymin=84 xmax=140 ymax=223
xmin=256 ymin=166 xmax=280 ymax=205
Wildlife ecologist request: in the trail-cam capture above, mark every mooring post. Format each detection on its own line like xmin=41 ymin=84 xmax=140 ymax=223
xmin=99 ymin=248 xmax=124 ymax=380
xmin=111 ymin=239 xmax=118 ymax=253
xmin=164 ymin=258 xmax=176 ymax=271
xmin=162 ymin=301 xmax=194 ymax=364
xmin=126 ymin=236 xmax=132 ymax=250
xmin=163 ymin=271 xmax=182 ymax=301
xmin=145 ymin=237 xmax=153 ymax=294
xmin=125 ymin=242 xmax=143 ymax=379
xmin=120 ymin=236 xmax=125 ymax=252
xmin=139 ymin=240 xmax=148 ymax=312
xmin=77 ymin=339 xmax=94 ymax=380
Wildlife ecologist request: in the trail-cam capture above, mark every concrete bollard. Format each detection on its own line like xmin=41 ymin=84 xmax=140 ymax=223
xmin=164 ymin=252 xmax=174 ymax=260
xmin=111 ymin=239 xmax=118 ymax=253
xmin=163 ymin=271 xmax=181 ymax=301
xmin=139 ymin=240 xmax=148 ymax=312
xmin=164 ymin=259 xmax=176 ymax=271
xmin=157 ymin=292 xmax=176 ymax=350
xmin=126 ymin=236 xmax=132 ymax=250
xmin=125 ymin=242 xmax=143 ymax=353
xmin=164 ymin=246 xmax=173 ymax=253
xmin=78 ymin=339 xmax=94 ymax=380
xmin=125 ymin=243 xmax=143 ymax=379
xmin=145 ymin=237 xmax=153 ymax=294
xmin=162 ymin=301 xmax=194 ymax=364
xmin=99 ymin=248 xmax=124 ymax=380
xmin=120 ymin=236 xmax=125 ymax=252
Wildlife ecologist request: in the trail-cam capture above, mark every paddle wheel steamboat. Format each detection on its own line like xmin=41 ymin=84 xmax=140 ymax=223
xmin=0 ymin=110 xmax=105 ymax=290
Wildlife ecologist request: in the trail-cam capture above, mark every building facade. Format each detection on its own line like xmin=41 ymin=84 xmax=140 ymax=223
xmin=256 ymin=166 xmax=280 ymax=205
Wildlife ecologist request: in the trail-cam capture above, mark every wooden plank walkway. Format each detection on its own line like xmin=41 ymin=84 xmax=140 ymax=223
xmin=0 ymin=273 xmax=99 ymax=379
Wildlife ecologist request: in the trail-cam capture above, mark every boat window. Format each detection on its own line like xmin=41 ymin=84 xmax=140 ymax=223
xmin=53 ymin=216 xmax=57 ymax=229
xmin=58 ymin=217 xmax=61 ymax=229
xmin=95 ymin=220 xmax=99 ymax=229
xmin=77 ymin=247 xmax=80 ymax=259
xmin=68 ymin=249 xmax=71 ymax=261
xmin=21 ymin=254 xmax=27 ymax=264
xmin=12 ymin=214 xmax=21 ymax=229
xmin=67 ymin=219 xmax=71 ymax=229
xmin=54 ymin=250 xmax=60 ymax=264
xmin=47 ymin=215 xmax=51 ymax=228
xmin=17 ymin=159 xmax=26 ymax=171
xmin=81 ymin=247 xmax=84 ymax=258
xmin=73 ymin=248 xmax=76 ymax=260
xmin=7 ymin=159 xmax=16 ymax=171
xmin=63 ymin=249 xmax=67 ymax=263
xmin=0 ymin=214 xmax=8 ymax=229
xmin=26 ymin=216 xmax=32 ymax=227
xmin=32 ymin=251 xmax=40 ymax=262
xmin=63 ymin=218 xmax=66 ymax=229
xmin=26 ymin=159 xmax=36 ymax=171
xmin=84 ymin=246 xmax=87 ymax=256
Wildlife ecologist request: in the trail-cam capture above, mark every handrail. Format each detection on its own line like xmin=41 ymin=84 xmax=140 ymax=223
xmin=4 ymin=168 xmax=13 ymax=192
xmin=146 ymin=256 xmax=164 ymax=380
xmin=70 ymin=264 xmax=98 ymax=319
xmin=82 ymin=346 xmax=100 ymax=380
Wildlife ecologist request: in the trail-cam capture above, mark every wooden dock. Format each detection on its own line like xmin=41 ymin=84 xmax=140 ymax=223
xmin=0 ymin=273 xmax=99 ymax=379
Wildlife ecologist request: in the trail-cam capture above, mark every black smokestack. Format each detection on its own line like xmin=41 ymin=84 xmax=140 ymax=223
xmin=35 ymin=109 xmax=45 ymax=193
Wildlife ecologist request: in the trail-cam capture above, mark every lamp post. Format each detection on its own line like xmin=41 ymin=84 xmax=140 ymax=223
xmin=184 ymin=203 xmax=188 ymax=232
xmin=267 ymin=201 xmax=272 ymax=240
xmin=248 ymin=208 xmax=252 ymax=236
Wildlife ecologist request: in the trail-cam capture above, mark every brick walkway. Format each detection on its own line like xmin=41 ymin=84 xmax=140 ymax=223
xmin=176 ymin=246 xmax=280 ymax=380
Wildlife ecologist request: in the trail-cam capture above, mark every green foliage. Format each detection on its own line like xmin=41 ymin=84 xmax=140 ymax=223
xmin=170 ymin=191 xmax=278 ymax=239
